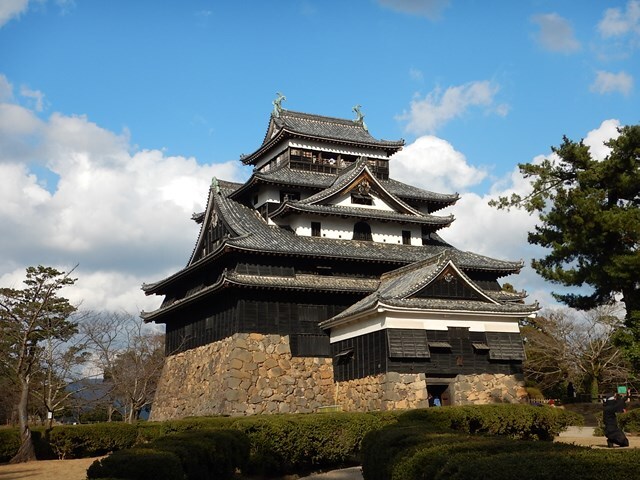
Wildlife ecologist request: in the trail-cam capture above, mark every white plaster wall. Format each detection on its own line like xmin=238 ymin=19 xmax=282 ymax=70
xmin=288 ymin=139 xmax=389 ymax=160
xmin=286 ymin=214 xmax=419 ymax=245
xmin=329 ymin=310 xmax=523 ymax=343
xmin=333 ymin=192 xmax=395 ymax=211
xmin=254 ymin=185 xmax=281 ymax=206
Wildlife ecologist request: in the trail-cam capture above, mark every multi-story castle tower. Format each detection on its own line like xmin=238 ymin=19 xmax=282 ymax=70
xmin=143 ymin=99 xmax=536 ymax=419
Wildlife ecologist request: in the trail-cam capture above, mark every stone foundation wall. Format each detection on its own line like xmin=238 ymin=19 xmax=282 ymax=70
xmin=151 ymin=333 xmax=526 ymax=420
xmin=150 ymin=333 xmax=335 ymax=421
xmin=336 ymin=372 xmax=430 ymax=411
xmin=452 ymin=373 xmax=527 ymax=405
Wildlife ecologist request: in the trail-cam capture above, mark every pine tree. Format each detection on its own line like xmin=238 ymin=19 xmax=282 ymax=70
xmin=0 ymin=266 xmax=77 ymax=463
xmin=491 ymin=125 xmax=640 ymax=368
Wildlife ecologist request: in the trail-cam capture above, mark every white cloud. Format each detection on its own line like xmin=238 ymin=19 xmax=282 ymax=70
xmin=377 ymin=0 xmax=450 ymax=20
xmin=0 ymin=75 xmax=247 ymax=314
xmin=584 ymin=119 xmax=621 ymax=160
xmin=0 ymin=0 xmax=29 ymax=27
xmin=398 ymin=81 xmax=502 ymax=135
xmin=0 ymin=74 xmax=13 ymax=100
xmin=391 ymin=135 xmax=486 ymax=193
xmin=598 ymin=0 xmax=640 ymax=38
xmin=20 ymin=85 xmax=45 ymax=111
xmin=590 ymin=70 xmax=634 ymax=96
xmin=531 ymin=13 xmax=581 ymax=53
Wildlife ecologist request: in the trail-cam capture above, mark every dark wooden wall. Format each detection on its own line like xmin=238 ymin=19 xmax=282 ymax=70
xmin=331 ymin=328 xmax=524 ymax=382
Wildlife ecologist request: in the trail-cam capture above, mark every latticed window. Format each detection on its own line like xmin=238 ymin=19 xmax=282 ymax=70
xmin=311 ymin=222 xmax=321 ymax=237
xmin=402 ymin=230 xmax=411 ymax=245
xmin=353 ymin=222 xmax=372 ymax=241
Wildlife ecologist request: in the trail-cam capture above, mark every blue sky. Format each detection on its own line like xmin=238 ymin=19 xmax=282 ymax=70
xmin=0 ymin=0 xmax=638 ymax=316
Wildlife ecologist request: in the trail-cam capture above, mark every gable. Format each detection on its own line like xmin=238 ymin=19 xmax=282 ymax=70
xmin=191 ymin=209 xmax=232 ymax=263
xmin=307 ymin=166 xmax=421 ymax=216
xmin=411 ymin=264 xmax=491 ymax=302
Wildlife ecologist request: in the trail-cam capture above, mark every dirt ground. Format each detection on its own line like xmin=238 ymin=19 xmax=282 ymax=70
xmin=0 ymin=456 xmax=100 ymax=480
xmin=1 ymin=434 xmax=639 ymax=480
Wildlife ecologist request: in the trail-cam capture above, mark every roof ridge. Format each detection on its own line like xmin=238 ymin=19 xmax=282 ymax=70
xmin=280 ymin=109 xmax=361 ymax=126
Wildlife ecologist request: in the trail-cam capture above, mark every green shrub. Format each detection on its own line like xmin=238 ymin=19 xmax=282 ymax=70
xmin=389 ymin=435 xmax=551 ymax=480
xmin=31 ymin=427 xmax=56 ymax=459
xmin=49 ymin=422 xmax=138 ymax=459
xmin=0 ymin=428 xmax=20 ymax=463
xmin=442 ymin=444 xmax=640 ymax=480
xmin=149 ymin=429 xmax=249 ymax=480
xmin=0 ymin=427 xmax=55 ymax=462
xmin=360 ymin=425 xmax=444 ymax=480
xmin=620 ymin=407 xmax=640 ymax=434
xmin=86 ymin=448 xmax=184 ymax=480
xmin=136 ymin=416 xmax=235 ymax=443
xmin=229 ymin=411 xmax=393 ymax=477
xmin=397 ymin=404 xmax=582 ymax=440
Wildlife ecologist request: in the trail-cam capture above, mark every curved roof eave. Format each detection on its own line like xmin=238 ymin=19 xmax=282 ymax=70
xmin=270 ymin=202 xmax=455 ymax=227
xmin=241 ymin=128 xmax=404 ymax=165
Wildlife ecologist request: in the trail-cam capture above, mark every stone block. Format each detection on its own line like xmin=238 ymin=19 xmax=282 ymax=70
xmin=253 ymin=351 xmax=267 ymax=363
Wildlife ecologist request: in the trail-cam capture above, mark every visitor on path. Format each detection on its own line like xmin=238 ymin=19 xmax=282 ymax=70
xmin=603 ymin=392 xmax=630 ymax=448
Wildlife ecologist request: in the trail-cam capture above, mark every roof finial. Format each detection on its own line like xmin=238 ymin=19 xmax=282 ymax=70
xmin=211 ymin=176 xmax=220 ymax=194
xmin=352 ymin=104 xmax=367 ymax=131
xmin=272 ymin=92 xmax=286 ymax=118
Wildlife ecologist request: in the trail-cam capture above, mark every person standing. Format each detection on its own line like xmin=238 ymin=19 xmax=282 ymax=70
xmin=567 ymin=381 xmax=575 ymax=403
xmin=603 ymin=392 xmax=630 ymax=447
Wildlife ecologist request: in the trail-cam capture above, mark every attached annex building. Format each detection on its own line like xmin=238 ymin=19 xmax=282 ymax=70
xmin=142 ymin=100 xmax=536 ymax=420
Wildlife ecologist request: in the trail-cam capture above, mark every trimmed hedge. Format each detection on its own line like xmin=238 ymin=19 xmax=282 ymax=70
xmin=0 ymin=427 xmax=54 ymax=462
xmin=396 ymin=404 xmax=582 ymax=439
xmin=149 ymin=429 xmax=249 ymax=480
xmin=0 ymin=428 xmax=20 ymax=463
xmin=442 ymin=443 xmax=640 ymax=480
xmin=86 ymin=448 xmax=184 ymax=480
xmin=136 ymin=415 xmax=235 ymax=443
xmin=620 ymin=407 xmax=640 ymax=434
xmin=49 ymin=423 xmax=138 ymax=459
xmin=360 ymin=405 xmax=640 ymax=480
xmin=230 ymin=411 xmax=396 ymax=476
xmin=2 ymin=405 xmax=585 ymax=478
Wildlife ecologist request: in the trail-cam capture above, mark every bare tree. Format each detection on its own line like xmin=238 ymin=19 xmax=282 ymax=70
xmin=32 ymin=325 xmax=90 ymax=429
xmin=82 ymin=312 xmax=164 ymax=423
xmin=522 ymin=305 xmax=632 ymax=399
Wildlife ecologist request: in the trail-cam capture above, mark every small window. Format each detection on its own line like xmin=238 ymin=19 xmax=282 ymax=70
xmin=351 ymin=193 xmax=373 ymax=205
xmin=280 ymin=191 xmax=300 ymax=202
xmin=387 ymin=329 xmax=430 ymax=359
xmin=353 ymin=222 xmax=372 ymax=241
xmin=311 ymin=222 xmax=321 ymax=237
xmin=402 ymin=230 xmax=411 ymax=245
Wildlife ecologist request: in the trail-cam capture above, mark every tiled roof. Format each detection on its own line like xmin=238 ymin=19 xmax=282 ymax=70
xmin=144 ymin=188 xmax=523 ymax=295
xmin=243 ymin=109 xmax=404 ymax=165
xmin=225 ymin=271 xmax=379 ymax=292
xmin=271 ymin=202 xmax=454 ymax=227
xmin=296 ymin=158 xmax=425 ymax=215
xmin=142 ymin=270 xmax=379 ymax=320
xmin=320 ymin=253 xmax=537 ymax=327
xmin=219 ymin=192 xmax=518 ymax=269
xmin=233 ymin=167 xmax=459 ymax=206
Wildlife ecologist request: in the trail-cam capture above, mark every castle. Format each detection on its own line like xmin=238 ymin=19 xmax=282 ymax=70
xmin=142 ymin=99 xmax=536 ymax=419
